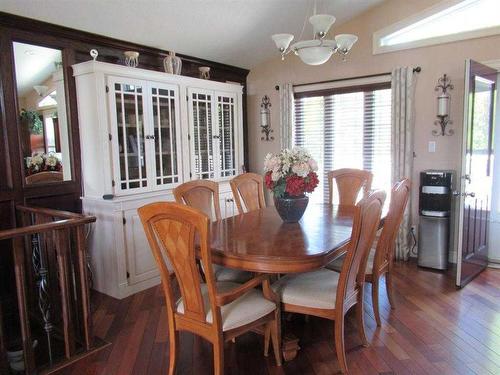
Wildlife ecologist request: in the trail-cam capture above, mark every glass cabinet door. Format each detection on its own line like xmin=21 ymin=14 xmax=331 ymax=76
xmin=151 ymin=85 xmax=180 ymax=186
xmin=217 ymin=94 xmax=237 ymax=177
xmin=190 ymin=90 xmax=215 ymax=179
xmin=112 ymin=80 xmax=148 ymax=192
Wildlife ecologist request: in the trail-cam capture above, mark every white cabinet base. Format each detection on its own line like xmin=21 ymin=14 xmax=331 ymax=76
xmin=83 ymin=183 xmax=235 ymax=299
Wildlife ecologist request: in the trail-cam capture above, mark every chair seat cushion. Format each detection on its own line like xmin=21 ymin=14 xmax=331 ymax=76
xmin=176 ymin=281 xmax=276 ymax=331
xmin=271 ymin=269 xmax=340 ymax=310
xmin=325 ymin=248 xmax=376 ymax=274
xmin=213 ymin=264 xmax=253 ymax=283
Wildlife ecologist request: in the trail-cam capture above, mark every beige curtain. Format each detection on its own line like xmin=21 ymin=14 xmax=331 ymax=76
xmin=391 ymin=67 xmax=416 ymax=261
xmin=279 ymin=83 xmax=294 ymax=149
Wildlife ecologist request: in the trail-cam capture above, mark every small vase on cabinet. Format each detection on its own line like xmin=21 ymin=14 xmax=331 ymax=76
xmin=163 ymin=51 xmax=182 ymax=75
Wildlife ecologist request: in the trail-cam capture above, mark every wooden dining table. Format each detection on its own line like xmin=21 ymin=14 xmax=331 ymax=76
xmin=209 ymin=203 xmax=356 ymax=274
xmin=208 ymin=203 xmax=358 ymax=361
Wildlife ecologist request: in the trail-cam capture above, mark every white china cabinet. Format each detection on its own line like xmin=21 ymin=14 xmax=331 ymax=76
xmin=73 ymin=61 xmax=243 ymax=298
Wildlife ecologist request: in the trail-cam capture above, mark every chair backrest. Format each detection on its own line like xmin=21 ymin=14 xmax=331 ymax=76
xmin=138 ymin=202 xmax=218 ymax=325
xmin=230 ymin=173 xmax=266 ymax=214
xmin=373 ymin=179 xmax=411 ymax=272
xmin=328 ymin=168 xmax=373 ymax=206
xmin=173 ymin=180 xmax=221 ymax=221
xmin=336 ymin=190 xmax=385 ymax=310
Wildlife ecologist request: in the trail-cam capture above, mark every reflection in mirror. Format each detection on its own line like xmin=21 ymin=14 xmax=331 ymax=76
xmin=13 ymin=41 xmax=72 ymax=184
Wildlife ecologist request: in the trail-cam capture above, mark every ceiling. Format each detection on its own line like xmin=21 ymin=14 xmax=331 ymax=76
xmin=0 ymin=0 xmax=383 ymax=69
xmin=13 ymin=42 xmax=61 ymax=97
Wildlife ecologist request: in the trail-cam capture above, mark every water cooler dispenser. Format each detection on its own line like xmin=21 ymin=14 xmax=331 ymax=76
xmin=417 ymin=170 xmax=455 ymax=270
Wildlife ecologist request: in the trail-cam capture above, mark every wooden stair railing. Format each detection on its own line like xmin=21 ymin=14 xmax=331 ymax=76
xmin=0 ymin=205 xmax=108 ymax=374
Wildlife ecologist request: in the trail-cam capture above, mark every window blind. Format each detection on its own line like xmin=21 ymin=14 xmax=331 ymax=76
xmin=294 ymin=83 xmax=392 ymax=204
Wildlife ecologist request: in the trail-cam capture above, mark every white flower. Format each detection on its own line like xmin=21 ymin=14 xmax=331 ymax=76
xmin=281 ymin=162 xmax=291 ymax=174
xmin=263 ymin=147 xmax=318 ymax=182
xmin=264 ymin=154 xmax=280 ymax=172
xmin=30 ymin=154 xmax=44 ymax=166
xmin=271 ymin=168 xmax=282 ymax=181
xmin=308 ymin=158 xmax=318 ymax=172
xmin=45 ymin=154 xmax=58 ymax=167
xmin=292 ymin=162 xmax=310 ymax=177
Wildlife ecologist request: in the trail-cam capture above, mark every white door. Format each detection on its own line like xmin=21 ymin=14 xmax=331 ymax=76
xmin=123 ymin=209 xmax=159 ymax=285
xmin=188 ymin=88 xmax=217 ymax=180
xmin=108 ymin=77 xmax=150 ymax=194
xmin=147 ymin=82 xmax=183 ymax=189
xmin=215 ymin=92 xmax=239 ymax=178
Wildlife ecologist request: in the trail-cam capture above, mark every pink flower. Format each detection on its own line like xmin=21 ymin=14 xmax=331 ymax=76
xmin=292 ymin=162 xmax=310 ymax=178
xmin=308 ymin=159 xmax=318 ymax=172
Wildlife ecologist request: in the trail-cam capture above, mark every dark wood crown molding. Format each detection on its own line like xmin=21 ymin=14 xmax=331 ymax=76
xmin=0 ymin=11 xmax=249 ymax=79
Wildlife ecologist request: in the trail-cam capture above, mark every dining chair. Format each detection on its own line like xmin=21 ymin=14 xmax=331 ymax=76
xmin=328 ymin=168 xmax=373 ymax=206
xmin=173 ymin=180 xmax=252 ymax=283
xmin=272 ymin=191 xmax=385 ymax=374
xmin=138 ymin=202 xmax=282 ymax=375
xmin=230 ymin=172 xmax=266 ymax=214
xmin=326 ymin=179 xmax=410 ymax=326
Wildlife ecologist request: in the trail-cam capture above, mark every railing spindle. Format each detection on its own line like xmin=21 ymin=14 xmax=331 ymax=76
xmin=12 ymin=236 xmax=36 ymax=374
xmin=76 ymin=226 xmax=92 ymax=350
xmin=0 ymin=300 xmax=8 ymax=372
xmin=54 ymin=228 xmax=76 ymax=358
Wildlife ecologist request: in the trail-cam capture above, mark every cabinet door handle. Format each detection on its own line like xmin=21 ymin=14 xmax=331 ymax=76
xmin=145 ymin=135 xmax=156 ymax=140
xmin=226 ymin=198 xmax=234 ymax=202
xmin=213 ymin=135 xmax=221 ymax=139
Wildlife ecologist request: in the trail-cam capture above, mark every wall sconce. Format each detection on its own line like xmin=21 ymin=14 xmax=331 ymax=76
xmin=433 ymin=74 xmax=454 ymax=136
xmin=260 ymin=95 xmax=274 ymax=141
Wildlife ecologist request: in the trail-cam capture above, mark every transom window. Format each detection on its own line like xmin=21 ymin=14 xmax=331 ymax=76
xmin=374 ymin=0 xmax=500 ymax=54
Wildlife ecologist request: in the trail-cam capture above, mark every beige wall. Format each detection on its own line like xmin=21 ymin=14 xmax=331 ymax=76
xmin=246 ymin=0 xmax=500 ymax=232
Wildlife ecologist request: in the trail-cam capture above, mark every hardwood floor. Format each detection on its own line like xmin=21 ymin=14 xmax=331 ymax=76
xmin=61 ymin=262 xmax=500 ymax=375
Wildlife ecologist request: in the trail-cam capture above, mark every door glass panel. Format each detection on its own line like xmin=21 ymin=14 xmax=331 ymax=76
xmin=114 ymin=82 xmax=147 ymax=190
xmin=467 ymin=76 xmax=494 ymax=202
xmin=152 ymin=86 xmax=179 ymax=185
xmin=218 ymin=96 xmax=236 ymax=177
xmin=192 ymin=92 xmax=214 ymax=179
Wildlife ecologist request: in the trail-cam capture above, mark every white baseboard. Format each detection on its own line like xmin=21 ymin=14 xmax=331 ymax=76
xmin=488 ymin=258 xmax=500 ymax=269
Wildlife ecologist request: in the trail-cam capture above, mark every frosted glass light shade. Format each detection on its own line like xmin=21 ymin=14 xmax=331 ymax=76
xmin=309 ymin=14 xmax=336 ymax=37
xmin=335 ymin=34 xmax=358 ymax=52
xmin=292 ymin=40 xmax=336 ymax=65
xmin=272 ymin=33 xmax=294 ymax=51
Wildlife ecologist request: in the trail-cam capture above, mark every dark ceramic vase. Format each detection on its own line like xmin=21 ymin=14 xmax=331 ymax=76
xmin=273 ymin=195 xmax=309 ymax=223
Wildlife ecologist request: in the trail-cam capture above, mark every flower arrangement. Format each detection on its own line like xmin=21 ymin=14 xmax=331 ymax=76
xmin=26 ymin=153 xmax=63 ymax=176
xmin=264 ymin=147 xmax=319 ymax=198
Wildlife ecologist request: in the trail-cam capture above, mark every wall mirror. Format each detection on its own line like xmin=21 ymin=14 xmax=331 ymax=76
xmin=13 ymin=41 xmax=72 ymax=185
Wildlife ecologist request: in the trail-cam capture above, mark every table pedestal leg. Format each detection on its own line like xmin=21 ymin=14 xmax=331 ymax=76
xmin=282 ymin=334 xmax=300 ymax=361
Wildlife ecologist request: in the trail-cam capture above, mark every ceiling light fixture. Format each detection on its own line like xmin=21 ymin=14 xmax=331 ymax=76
xmin=271 ymin=1 xmax=358 ymax=65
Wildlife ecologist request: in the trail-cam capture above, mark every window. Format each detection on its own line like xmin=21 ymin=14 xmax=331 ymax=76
xmin=374 ymin=0 xmax=500 ymax=54
xmin=294 ymin=83 xmax=391 ymax=204
xmin=38 ymin=90 xmax=57 ymax=108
